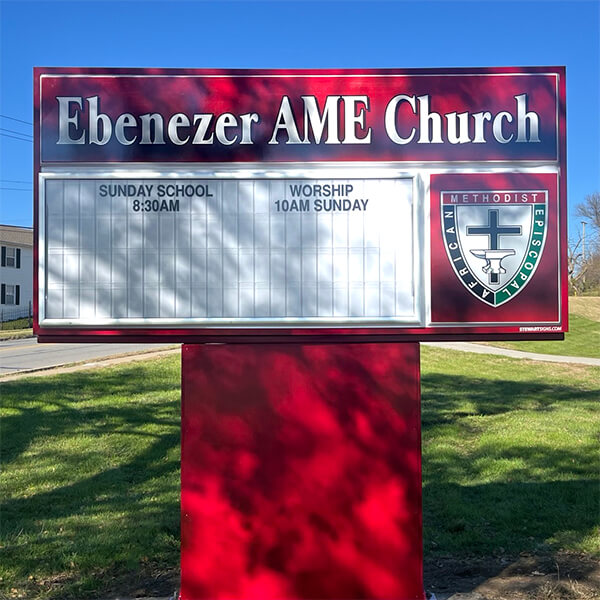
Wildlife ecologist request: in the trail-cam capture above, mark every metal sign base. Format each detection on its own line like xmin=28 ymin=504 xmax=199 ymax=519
xmin=181 ymin=342 xmax=424 ymax=600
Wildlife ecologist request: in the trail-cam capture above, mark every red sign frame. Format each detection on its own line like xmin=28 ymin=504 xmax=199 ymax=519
xmin=33 ymin=67 xmax=567 ymax=343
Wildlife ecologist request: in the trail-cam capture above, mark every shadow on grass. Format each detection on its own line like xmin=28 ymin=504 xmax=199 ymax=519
xmin=1 ymin=363 xmax=181 ymax=466
xmin=1 ymin=360 xmax=181 ymax=588
xmin=422 ymin=371 xmax=599 ymax=425
xmin=423 ymin=477 xmax=599 ymax=558
xmin=421 ymin=371 xmax=600 ymax=558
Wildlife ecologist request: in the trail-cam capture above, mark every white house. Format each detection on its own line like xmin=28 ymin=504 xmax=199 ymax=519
xmin=0 ymin=224 xmax=33 ymax=320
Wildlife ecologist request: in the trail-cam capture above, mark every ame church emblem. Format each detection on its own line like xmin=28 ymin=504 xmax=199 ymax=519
xmin=441 ymin=190 xmax=548 ymax=307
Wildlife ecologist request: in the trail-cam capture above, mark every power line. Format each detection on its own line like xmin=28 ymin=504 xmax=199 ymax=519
xmin=0 ymin=187 xmax=32 ymax=191
xmin=0 ymin=114 xmax=32 ymax=126
xmin=0 ymin=179 xmax=32 ymax=184
xmin=0 ymin=132 xmax=33 ymax=142
xmin=0 ymin=127 xmax=32 ymax=139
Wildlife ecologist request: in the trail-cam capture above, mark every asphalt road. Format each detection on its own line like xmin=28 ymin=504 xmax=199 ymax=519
xmin=2 ymin=337 xmax=597 ymax=378
xmin=0 ymin=337 xmax=176 ymax=376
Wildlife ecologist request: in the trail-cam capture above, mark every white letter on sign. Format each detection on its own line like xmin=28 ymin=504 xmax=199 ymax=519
xmin=385 ymin=95 xmax=416 ymax=145
xmin=87 ymin=96 xmax=112 ymax=145
xmin=57 ymin=96 xmax=85 ymax=144
xmin=516 ymin=94 xmax=540 ymax=143
xmin=268 ymin=97 xmax=305 ymax=145
xmin=343 ymin=96 xmax=371 ymax=144
xmin=417 ymin=95 xmax=443 ymax=144
xmin=168 ymin=113 xmax=191 ymax=145
xmin=302 ymin=95 xmax=340 ymax=144
xmin=493 ymin=111 xmax=514 ymax=144
xmin=115 ymin=113 xmax=138 ymax=145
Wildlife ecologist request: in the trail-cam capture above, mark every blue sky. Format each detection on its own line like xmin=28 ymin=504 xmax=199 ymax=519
xmin=0 ymin=0 xmax=598 ymax=235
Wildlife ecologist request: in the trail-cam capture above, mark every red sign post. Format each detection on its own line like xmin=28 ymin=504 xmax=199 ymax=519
xmin=34 ymin=67 xmax=566 ymax=599
xmin=181 ymin=343 xmax=423 ymax=599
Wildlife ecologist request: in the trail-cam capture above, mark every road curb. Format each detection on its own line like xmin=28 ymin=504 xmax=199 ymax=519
xmin=0 ymin=332 xmax=35 ymax=342
xmin=0 ymin=346 xmax=180 ymax=381
xmin=422 ymin=341 xmax=600 ymax=366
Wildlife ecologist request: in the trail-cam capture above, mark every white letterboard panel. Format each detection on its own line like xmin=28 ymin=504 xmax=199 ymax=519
xmin=40 ymin=176 xmax=420 ymax=327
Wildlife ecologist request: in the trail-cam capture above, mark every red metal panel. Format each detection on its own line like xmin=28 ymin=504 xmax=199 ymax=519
xmin=33 ymin=70 xmax=40 ymax=335
xmin=558 ymin=71 xmax=569 ymax=333
xmin=38 ymin=67 xmax=560 ymax=164
xmin=181 ymin=342 xmax=424 ymax=600
xmin=36 ymin=331 xmax=564 ymax=344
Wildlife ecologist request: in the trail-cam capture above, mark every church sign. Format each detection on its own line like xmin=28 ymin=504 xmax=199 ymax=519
xmin=33 ymin=67 xmax=567 ymax=341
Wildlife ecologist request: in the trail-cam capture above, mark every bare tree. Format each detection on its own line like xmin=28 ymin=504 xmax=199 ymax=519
xmin=568 ymin=233 xmax=589 ymax=295
xmin=570 ymin=193 xmax=600 ymax=294
xmin=575 ymin=192 xmax=600 ymax=236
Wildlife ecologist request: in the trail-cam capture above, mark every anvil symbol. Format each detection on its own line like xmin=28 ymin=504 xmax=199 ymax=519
xmin=470 ymin=249 xmax=516 ymax=284
xmin=466 ymin=209 xmax=521 ymax=285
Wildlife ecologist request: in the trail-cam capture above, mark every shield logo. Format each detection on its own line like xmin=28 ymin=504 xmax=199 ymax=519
xmin=441 ymin=190 xmax=548 ymax=307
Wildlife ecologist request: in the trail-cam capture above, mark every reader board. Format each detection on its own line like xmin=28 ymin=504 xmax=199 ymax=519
xmin=34 ymin=67 xmax=567 ymax=342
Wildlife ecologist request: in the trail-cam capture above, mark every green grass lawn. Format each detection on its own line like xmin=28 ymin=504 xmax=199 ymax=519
xmin=485 ymin=314 xmax=600 ymax=358
xmin=484 ymin=297 xmax=600 ymax=358
xmin=0 ymin=317 xmax=33 ymax=340
xmin=0 ymin=317 xmax=32 ymax=331
xmin=0 ymin=328 xmax=33 ymax=340
xmin=1 ymin=349 xmax=599 ymax=599
xmin=1 ymin=357 xmax=181 ymax=599
xmin=421 ymin=346 xmax=599 ymax=559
